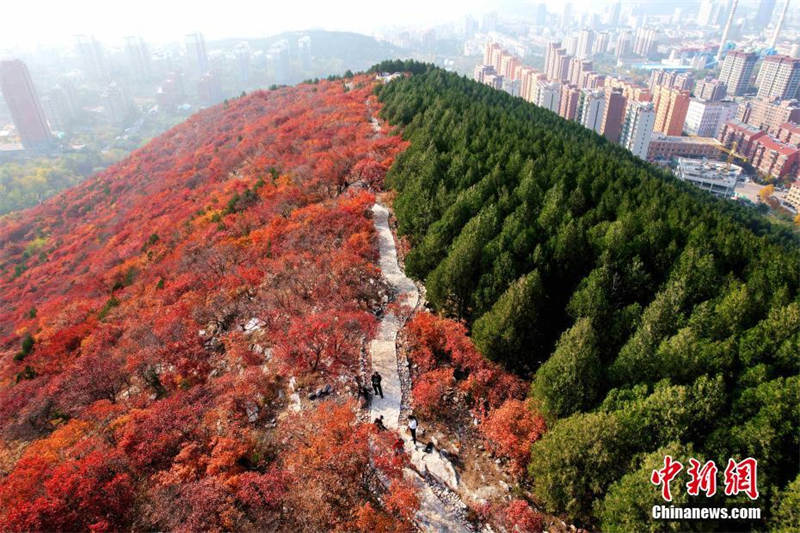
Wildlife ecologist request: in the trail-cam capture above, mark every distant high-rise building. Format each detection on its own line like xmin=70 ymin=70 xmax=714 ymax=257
xmin=653 ymin=86 xmax=691 ymax=135
xmin=718 ymin=51 xmax=757 ymax=96
xmin=125 ymin=36 xmax=151 ymax=80
xmin=755 ymin=0 xmax=776 ymax=28
xmin=185 ymin=32 xmax=209 ymax=76
xmin=621 ymin=100 xmax=656 ymax=159
xmin=0 ymin=60 xmax=52 ymax=150
xmin=697 ymin=0 xmax=715 ymax=26
xmin=607 ymin=2 xmax=621 ymax=27
xmin=649 ymin=70 xmax=694 ymax=92
xmin=633 ymin=28 xmax=658 ymax=57
xmin=600 ymin=88 xmax=626 ymax=142
xmin=535 ymin=4 xmax=547 ymax=26
xmin=561 ymin=3 xmax=572 ymax=29
xmin=756 ymin=55 xmax=800 ymax=100
xmin=695 ymin=77 xmax=727 ymax=101
xmin=616 ymin=31 xmax=633 ymax=60
xmin=235 ymin=41 xmax=252 ymax=85
xmin=464 ymin=15 xmax=479 ymax=37
xmin=593 ymin=32 xmax=610 ymax=56
xmin=564 ymin=35 xmax=578 ymax=56
xmin=41 ymin=82 xmax=78 ymax=132
xmin=684 ymin=99 xmax=737 ymax=136
xmin=101 ymin=81 xmax=134 ymax=125
xmin=482 ymin=12 xmax=498 ymax=32
xmin=198 ymin=72 xmax=223 ymax=105
xmin=298 ymin=36 xmax=312 ymax=71
xmin=577 ymin=29 xmax=595 ymax=59
xmin=75 ymin=35 xmax=107 ymax=81
xmin=545 ymin=43 xmax=571 ymax=81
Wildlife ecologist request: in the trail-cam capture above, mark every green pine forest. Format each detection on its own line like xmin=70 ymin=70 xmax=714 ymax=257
xmin=374 ymin=62 xmax=800 ymax=531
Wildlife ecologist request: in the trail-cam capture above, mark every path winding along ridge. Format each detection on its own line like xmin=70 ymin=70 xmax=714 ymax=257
xmin=369 ymin=203 xmax=471 ymax=532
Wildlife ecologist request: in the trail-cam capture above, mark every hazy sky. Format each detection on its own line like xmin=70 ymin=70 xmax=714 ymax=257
xmin=2 ymin=0 xmax=601 ymax=48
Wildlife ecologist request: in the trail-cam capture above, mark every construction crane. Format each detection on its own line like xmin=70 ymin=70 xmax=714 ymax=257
xmin=719 ymin=140 xmax=748 ymax=172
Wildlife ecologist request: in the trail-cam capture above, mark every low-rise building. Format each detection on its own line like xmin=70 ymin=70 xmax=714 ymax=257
xmin=718 ymin=120 xmax=768 ymax=159
xmin=750 ymin=136 xmax=800 ymax=179
xmin=676 ymin=157 xmax=740 ymax=198
xmin=648 ymin=133 xmax=724 ymax=161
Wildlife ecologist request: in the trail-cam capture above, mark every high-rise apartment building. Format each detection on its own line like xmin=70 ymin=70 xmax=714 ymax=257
xmin=756 ymin=55 xmax=800 ymax=100
xmin=185 ymin=32 xmax=210 ymax=76
xmin=653 ymin=86 xmax=691 ymax=136
xmin=544 ymin=42 xmax=561 ymax=80
xmin=559 ymin=83 xmax=581 ymax=120
xmin=718 ymin=51 xmax=757 ymax=96
xmin=593 ymin=32 xmax=610 ymax=55
xmin=684 ymin=99 xmax=737 ymax=136
xmin=534 ymin=80 xmax=561 ymax=112
xmin=621 ymin=100 xmax=656 ymax=159
xmin=0 ymin=60 xmax=52 ymax=150
xmin=578 ymin=88 xmax=606 ymax=133
xmin=600 ymin=88 xmax=626 ymax=142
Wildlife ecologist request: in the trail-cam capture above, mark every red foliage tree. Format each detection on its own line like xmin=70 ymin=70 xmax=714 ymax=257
xmin=480 ymin=399 xmax=546 ymax=475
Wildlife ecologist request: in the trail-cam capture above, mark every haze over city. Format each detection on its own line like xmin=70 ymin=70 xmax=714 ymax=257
xmin=0 ymin=1 xmax=798 ymax=532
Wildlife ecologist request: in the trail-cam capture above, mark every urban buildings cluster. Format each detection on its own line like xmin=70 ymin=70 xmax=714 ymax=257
xmin=474 ymin=28 xmax=800 ymax=201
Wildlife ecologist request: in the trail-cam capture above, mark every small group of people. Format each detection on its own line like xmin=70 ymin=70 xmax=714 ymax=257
xmin=367 ymin=369 xmax=422 ymax=450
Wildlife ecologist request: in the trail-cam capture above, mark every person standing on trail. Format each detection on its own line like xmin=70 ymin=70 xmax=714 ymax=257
xmin=371 ymin=371 xmax=383 ymax=399
xmin=408 ymin=414 xmax=418 ymax=445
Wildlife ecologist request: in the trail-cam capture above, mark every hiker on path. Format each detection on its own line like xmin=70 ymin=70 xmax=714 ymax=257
xmin=371 ymin=371 xmax=383 ymax=399
xmin=374 ymin=415 xmax=386 ymax=432
xmin=393 ymin=437 xmax=404 ymax=455
xmin=408 ymin=414 xmax=418 ymax=445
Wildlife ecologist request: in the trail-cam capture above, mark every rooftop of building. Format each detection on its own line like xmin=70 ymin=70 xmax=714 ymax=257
xmin=650 ymin=133 xmax=723 ymax=146
xmin=722 ymin=119 xmax=767 ymax=136
xmin=754 ymin=135 xmax=800 ymax=156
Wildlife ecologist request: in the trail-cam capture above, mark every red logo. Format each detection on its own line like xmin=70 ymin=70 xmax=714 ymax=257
xmin=651 ymin=456 xmax=758 ymax=501
xmin=651 ymin=455 xmax=683 ymax=502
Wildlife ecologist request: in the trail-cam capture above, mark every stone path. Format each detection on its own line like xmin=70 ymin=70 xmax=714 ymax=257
xmin=369 ymin=203 xmax=471 ymax=532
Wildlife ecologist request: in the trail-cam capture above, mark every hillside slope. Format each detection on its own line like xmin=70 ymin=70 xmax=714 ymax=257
xmin=376 ymin=64 xmax=799 ymax=531
xmin=0 ymin=76 xmax=423 ymax=531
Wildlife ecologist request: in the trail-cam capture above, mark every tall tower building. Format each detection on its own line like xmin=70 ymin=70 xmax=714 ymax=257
xmin=653 ymin=86 xmax=691 ymax=136
xmin=75 ymin=35 xmax=108 ymax=81
xmin=621 ymin=101 xmax=656 ymax=159
xmin=718 ymin=51 xmax=757 ymax=95
xmin=185 ymin=32 xmax=210 ymax=76
xmin=0 ymin=60 xmax=52 ymax=150
xmin=756 ymin=55 xmax=800 ymax=100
